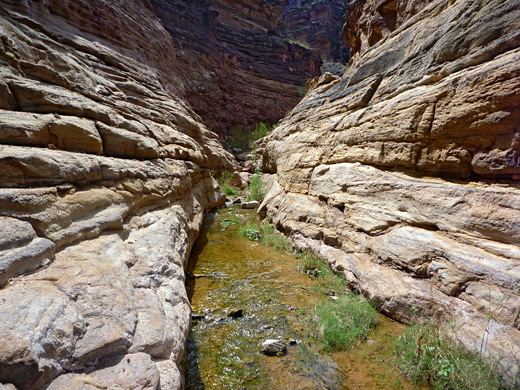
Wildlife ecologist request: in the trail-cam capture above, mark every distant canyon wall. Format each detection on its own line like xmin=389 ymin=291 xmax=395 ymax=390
xmin=284 ymin=0 xmax=349 ymax=64
xmin=0 ymin=0 xmax=236 ymax=389
xmin=151 ymin=0 xmax=322 ymax=137
xmin=259 ymin=0 xmax=520 ymax=374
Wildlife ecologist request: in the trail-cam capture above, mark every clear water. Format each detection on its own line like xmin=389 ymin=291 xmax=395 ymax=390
xmin=185 ymin=207 xmax=429 ymax=390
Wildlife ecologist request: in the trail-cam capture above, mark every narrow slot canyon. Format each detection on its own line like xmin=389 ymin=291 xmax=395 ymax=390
xmin=0 ymin=1 xmax=519 ymax=389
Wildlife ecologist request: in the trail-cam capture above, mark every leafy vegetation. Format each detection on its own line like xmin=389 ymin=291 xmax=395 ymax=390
xmin=395 ymin=323 xmax=514 ymax=390
xmin=225 ymin=122 xmax=273 ymax=151
xmin=246 ymin=170 xmax=265 ymax=202
xmin=299 ymin=250 xmax=378 ymax=351
xmin=312 ymin=294 xmax=378 ymax=351
xmin=238 ymin=219 xmax=292 ymax=252
xmin=216 ymin=171 xmax=238 ymax=196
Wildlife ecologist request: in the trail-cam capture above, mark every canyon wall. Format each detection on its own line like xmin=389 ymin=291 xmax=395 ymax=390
xmin=259 ymin=0 xmax=520 ymax=375
xmin=0 ymin=0 xmax=235 ymax=389
xmin=151 ymin=0 xmax=322 ymax=137
xmin=283 ymin=0 xmax=349 ymax=66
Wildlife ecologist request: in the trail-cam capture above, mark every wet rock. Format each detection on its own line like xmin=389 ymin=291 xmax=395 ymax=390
xmin=261 ymin=339 xmax=287 ymax=356
xmin=232 ymin=197 xmax=243 ymax=205
xmin=241 ymin=201 xmax=260 ymax=209
xmin=227 ymin=309 xmax=244 ymax=319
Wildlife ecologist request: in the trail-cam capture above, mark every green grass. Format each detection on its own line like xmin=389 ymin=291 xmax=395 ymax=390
xmin=395 ymin=323 xmax=512 ymax=390
xmin=238 ymin=219 xmax=292 ymax=252
xmin=299 ymin=250 xmax=378 ymax=351
xmin=246 ymin=170 xmax=265 ymax=202
xmin=216 ymin=171 xmax=238 ymax=196
xmin=298 ymin=250 xmax=346 ymax=294
xmin=312 ymin=293 xmax=378 ymax=351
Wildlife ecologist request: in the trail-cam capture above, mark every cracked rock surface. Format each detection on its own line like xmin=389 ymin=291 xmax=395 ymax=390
xmin=258 ymin=0 xmax=520 ymax=375
xmin=0 ymin=0 xmax=236 ymax=388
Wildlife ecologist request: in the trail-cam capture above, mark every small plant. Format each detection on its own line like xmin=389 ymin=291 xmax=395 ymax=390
xmin=238 ymin=221 xmax=261 ymax=241
xmin=311 ymin=293 xmax=378 ymax=351
xmin=216 ymin=171 xmax=238 ymax=196
xmin=225 ymin=122 xmax=273 ymax=152
xmin=299 ymin=251 xmax=346 ymax=294
xmin=251 ymin=122 xmax=272 ymax=142
xmin=246 ymin=170 xmax=265 ymax=202
xmin=238 ymin=219 xmax=292 ymax=252
xmin=395 ymin=323 xmax=510 ymax=390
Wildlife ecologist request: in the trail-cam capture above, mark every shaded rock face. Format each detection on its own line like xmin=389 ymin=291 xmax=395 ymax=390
xmin=283 ymin=0 xmax=349 ymax=64
xmin=259 ymin=0 xmax=520 ymax=374
xmin=0 ymin=0 xmax=235 ymax=388
xmin=151 ymin=0 xmax=322 ymax=136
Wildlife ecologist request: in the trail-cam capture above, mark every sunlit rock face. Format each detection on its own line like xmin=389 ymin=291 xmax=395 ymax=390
xmin=151 ymin=0 xmax=322 ymax=137
xmin=259 ymin=0 xmax=520 ymax=373
xmin=0 ymin=0 xmax=236 ymax=388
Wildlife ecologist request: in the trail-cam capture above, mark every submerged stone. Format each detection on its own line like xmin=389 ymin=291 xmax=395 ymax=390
xmin=261 ymin=339 xmax=287 ymax=356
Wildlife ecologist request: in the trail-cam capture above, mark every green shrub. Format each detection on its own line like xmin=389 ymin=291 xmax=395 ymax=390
xmin=216 ymin=171 xmax=238 ymax=196
xmin=246 ymin=171 xmax=265 ymax=202
xmin=226 ymin=122 xmax=273 ymax=152
xmin=251 ymin=122 xmax=271 ymax=141
xmin=238 ymin=221 xmax=262 ymax=241
xmin=395 ymin=323 xmax=511 ymax=390
xmin=312 ymin=293 xmax=377 ymax=351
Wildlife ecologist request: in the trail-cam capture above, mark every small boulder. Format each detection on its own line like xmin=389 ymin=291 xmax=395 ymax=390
xmin=241 ymin=200 xmax=260 ymax=209
xmin=261 ymin=339 xmax=286 ymax=356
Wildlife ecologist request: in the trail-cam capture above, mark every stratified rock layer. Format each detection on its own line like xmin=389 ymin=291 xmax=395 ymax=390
xmin=259 ymin=0 xmax=520 ymax=375
xmin=151 ymin=0 xmax=321 ymax=136
xmin=0 ymin=1 xmax=235 ymax=388
xmin=283 ymin=0 xmax=349 ymax=64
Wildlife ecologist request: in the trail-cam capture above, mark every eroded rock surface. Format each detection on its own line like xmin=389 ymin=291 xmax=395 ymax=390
xmin=0 ymin=0 xmax=235 ymax=388
xmin=151 ymin=0 xmax=321 ymax=136
xmin=259 ymin=0 xmax=520 ymax=375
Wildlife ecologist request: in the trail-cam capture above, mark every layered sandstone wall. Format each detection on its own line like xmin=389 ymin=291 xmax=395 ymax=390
xmin=259 ymin=0 xmax=520 ymax=374
xmin=0 ymin=1 xmax=235 ymax=388
xmin=151 ymin=0 xmax=322 ymax=137
xmin=283 ymin=0 xmax=349 ymax=64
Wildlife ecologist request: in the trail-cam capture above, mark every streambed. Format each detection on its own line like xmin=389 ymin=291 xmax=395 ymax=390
xmin=185 ymin=207 xmax=427 ymax=389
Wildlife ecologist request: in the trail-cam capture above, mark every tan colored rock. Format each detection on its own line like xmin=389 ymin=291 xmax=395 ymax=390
xmin=0 ymin=217 xmax=55 ymax=286
xmin=0 ymin=1 xmax=236 ymax=388
xmin=46 ymin=353 xmax=160 ymax=390
xmin=0 ymin=280 xmax=86 ymax=389
xmin=259 ymin=0 xmax=520 ymax=372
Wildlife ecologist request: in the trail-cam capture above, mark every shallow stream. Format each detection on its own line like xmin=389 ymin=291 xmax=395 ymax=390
xmin=185 ymin=207 xmax=428 ymax=389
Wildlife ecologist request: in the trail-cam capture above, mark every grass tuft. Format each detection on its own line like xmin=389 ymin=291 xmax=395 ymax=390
xmin=299 ymin=250 xmax=378 ymax=351
xmin=312 ymin=294 xmax=378 ymax=351
xmin=216 ymin=171 xmax=238 ymax=196
xmin=395 ymin=323 xmax=512 ymax=390
xmin=238 ymin=219 xmax=292 ymax=252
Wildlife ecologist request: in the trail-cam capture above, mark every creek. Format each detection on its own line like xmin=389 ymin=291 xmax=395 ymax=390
xmin=185 ymin=206 xmax=428 ymax=389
